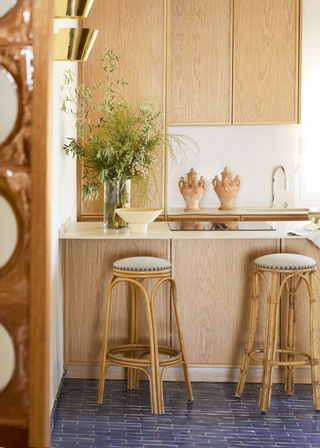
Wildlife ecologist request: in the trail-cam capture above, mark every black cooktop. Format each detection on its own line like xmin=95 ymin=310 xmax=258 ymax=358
xmin=168 ymin=221 xmax=276 ymax=231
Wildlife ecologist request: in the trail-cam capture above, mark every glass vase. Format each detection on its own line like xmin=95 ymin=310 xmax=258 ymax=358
xmin=104 ymin=179 xmax=131 ymax=229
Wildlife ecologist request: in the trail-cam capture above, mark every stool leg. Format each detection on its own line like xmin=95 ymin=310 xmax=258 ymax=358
xmin=150 ymin=278 xmax=167 ymax=414
xmin=133 ymin=282 xmax=140 ymax=389
xmin=169 ymin=278 xmax=194 ymax=403
xmin=97 ymin=277 xmax=115 ymax=404
xmin=236 ymin=269 xmax=260 ymax=397
xmin=309 ymin=271 xmax=320 ymax=410
xmin=136 ymin=282 xmax=159 ymax=414
xmin=259 ymin=272 xmax=280 ymax=413
xmin=127 ymin=282 xmax=136 ymax=390
xmin=285 ymin=275 xmax=297 ymax=396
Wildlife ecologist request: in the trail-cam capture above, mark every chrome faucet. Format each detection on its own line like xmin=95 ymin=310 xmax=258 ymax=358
xmin=272 ymin=165 xmax=289 ymax=208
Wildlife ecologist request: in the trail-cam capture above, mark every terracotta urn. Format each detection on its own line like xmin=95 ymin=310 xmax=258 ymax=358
xmin=212 ymin=167 xmax=240 ymax=210
xmin=178 ymin=167 xmax=205 ymax=212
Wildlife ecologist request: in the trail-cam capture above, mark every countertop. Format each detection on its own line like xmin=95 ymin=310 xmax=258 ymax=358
xmin=167 ymin=207 xmax=311 ymax=216
xmin=59 ymin=221 xmax=311 ymax=240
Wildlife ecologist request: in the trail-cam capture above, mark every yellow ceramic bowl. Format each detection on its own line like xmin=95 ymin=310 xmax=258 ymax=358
xmin=115 ymin=208 xmax=162 ymax=233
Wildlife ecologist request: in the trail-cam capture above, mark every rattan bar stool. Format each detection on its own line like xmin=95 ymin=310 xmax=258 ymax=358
xmin=236 ymin=253 xmax=320 ymax=413
xmin=97 ymin=256 xmax=193 ymax=414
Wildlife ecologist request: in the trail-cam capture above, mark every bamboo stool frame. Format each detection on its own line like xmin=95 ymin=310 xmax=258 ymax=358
xmin=236 ymin=264 xmax=320 ymax=413
xmin=97 ymin=267 xmax=193 ymax=414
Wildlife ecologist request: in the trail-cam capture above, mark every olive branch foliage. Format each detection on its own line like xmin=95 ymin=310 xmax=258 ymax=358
xmin=61 ymin=46 xmax=199 ymax=204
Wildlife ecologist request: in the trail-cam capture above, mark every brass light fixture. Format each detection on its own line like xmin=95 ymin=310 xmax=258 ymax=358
xmin=54 ymin=28 xmax=98 ymax=61
xmin=53 ymin=0 xmax=98 ymax=61
xmin=54 ymin=0 xmax=95 ymax=19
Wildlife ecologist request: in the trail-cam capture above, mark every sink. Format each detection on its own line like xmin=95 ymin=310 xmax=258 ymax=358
xmin=245 ymin=207 xmax=310 ymax=213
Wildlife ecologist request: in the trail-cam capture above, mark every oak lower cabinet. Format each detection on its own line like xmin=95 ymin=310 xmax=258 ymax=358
xmin=62 ymin=236 xmax=317 ymax=383
xmin=62 ymin=239 xmax=170 ymax=378
xmin=280 ymin=238 xmax=320 ymax=359
xmin=233 ymin=0 xmax=300 ymax=124
xmin=171 ymin=238 xmax=279 ymax=382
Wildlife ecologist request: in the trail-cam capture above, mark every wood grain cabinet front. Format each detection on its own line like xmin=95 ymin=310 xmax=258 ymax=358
xmin=233 ymin=0 xmax=301 ymax=124
xmin=80 ymin=0 xmax=165 ymax=219
xmin=168 ymin=0 xmax=233 ymax=125
xmin=78 ymin=0 xmax=302 ymax=222
xmin=62 ymin=239 xmax=170 ymax=369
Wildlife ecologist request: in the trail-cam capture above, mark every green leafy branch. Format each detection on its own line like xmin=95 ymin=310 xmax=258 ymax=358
xmin=61 ymin=46 xmax=199 ymax=203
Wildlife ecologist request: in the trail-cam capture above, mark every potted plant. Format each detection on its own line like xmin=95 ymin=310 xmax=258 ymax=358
xmin=61 ymin=46 xmax=198 ymax=228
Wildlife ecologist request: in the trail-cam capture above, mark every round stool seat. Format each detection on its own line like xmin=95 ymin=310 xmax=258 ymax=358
xmin=254 ymin=253 xmax=316 ymax=270
xmin=113 ymin=256 xmax=171 ymax=272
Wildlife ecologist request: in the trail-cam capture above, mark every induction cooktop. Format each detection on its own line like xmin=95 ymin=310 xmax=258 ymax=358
xmin=168 ymin=221 xmax=276 ymax=231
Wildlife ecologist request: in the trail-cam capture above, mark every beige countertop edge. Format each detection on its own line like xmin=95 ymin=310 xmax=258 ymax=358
xmin=59 ymin=221 xmax=311 ymax=240
xmin=167 ymin=207 xmax=312 ymax=216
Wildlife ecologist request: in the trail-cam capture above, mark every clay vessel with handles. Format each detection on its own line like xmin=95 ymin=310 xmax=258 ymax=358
xmin=178 ymin=167 xmax=205 ymax=212
xmin=212 ymin=167 xmax=240 ymax=210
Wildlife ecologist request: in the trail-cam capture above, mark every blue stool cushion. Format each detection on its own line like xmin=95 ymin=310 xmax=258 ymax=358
xmin=113 ymin=256 xmax=171 ymax=271
xmin=254 ymin=253 xmax=316 ymax=270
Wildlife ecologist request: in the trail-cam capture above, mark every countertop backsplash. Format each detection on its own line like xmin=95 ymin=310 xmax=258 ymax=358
xmin=168 ymin=124 xmax=297 ymax=210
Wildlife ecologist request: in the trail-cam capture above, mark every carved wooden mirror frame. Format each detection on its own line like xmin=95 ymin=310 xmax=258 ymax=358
xmin=0 ymin=0 xmax=52 ymax=446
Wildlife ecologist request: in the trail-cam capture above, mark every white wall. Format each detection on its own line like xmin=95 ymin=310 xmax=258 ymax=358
xmin=50 ymin=19 xmax=77 ymax=408
xmin=168 ymin=124 xmax=297 ymax=209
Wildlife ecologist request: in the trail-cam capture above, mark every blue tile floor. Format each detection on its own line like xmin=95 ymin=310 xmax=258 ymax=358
xmin=51 ymin=379 xmax=320 ymax=448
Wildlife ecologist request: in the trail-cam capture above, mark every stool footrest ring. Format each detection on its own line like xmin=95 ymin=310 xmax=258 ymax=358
xmin=107 ymin=343 xmax=183 ymax=368
xmin=248 ymin=348 xmax=312 ymax=366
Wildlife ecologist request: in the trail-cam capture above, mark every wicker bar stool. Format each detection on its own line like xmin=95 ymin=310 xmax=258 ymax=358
xmin=236 ymin=253 xmax=320 ymax=413
xmin=97 ymin=256 xmax=193 ymax=414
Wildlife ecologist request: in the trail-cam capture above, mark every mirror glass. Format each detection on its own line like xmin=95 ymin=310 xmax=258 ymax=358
xmin=0 ymin=67 xmax=18 ymax=145
xmin=0 ymin=323 xmax=15 ymax=393
xmin=0 ymin=0 xmax=16 ymax=19
xmin=0 ymin=194 xmax=18 ymax=269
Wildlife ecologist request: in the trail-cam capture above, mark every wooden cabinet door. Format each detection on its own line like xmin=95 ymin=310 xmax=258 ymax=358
xmin=171 ymin=238 xmax=279 ymax=365
xmin=280 ymin=238 xmax=320 ymax=370
xmin=233 ymin=0 xmax=300 ymax=124
xmin=168 ymin=0 xmax=232 ymax=125
xmin=80 ymin=0 xmax=165 ymax=219
xmin=63 ymin=239 xmax=170 ymax=373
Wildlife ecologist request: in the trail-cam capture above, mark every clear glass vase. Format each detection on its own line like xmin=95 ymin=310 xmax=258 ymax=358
xmin=104 ymin=179 xmax=131 ymax=229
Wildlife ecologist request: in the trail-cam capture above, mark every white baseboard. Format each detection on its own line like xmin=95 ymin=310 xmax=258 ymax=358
xmin=65 ymin=364 xmax=312 ymax=384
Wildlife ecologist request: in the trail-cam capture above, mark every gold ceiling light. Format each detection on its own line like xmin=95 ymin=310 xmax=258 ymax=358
xmin=54 ymin=28 xmax=99 ymax=61
xmin=54 ymin=0 xmax=95 ymax=19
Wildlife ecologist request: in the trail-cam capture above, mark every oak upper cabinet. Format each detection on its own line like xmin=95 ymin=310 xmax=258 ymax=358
xmin=80 ymin=0 xmax=165 ymax=219
xmin=168 ymin=0 xmax=233 ymax=125
xmin=233 ymin=0 xmax=300 ymax=124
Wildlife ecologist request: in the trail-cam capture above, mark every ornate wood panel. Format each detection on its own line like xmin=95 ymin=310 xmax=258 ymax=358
xmin=0 ymin=0 xmax=52 ymax=446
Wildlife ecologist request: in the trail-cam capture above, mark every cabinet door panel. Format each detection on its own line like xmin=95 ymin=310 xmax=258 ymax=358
xmin=233 ymin=0 xmax=299 ymax=124
xmin=80 ymin=0 xmax=165 ymax=218
xmin=168 ymin=0 xmax=232 ymax=125
xmin=280 ymin=239 xmax=320 ymax=358
xmin=63 ymin=239 xmax=170 ymax=364
xmin=172 ymin=239 xmax=279 ymax=365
